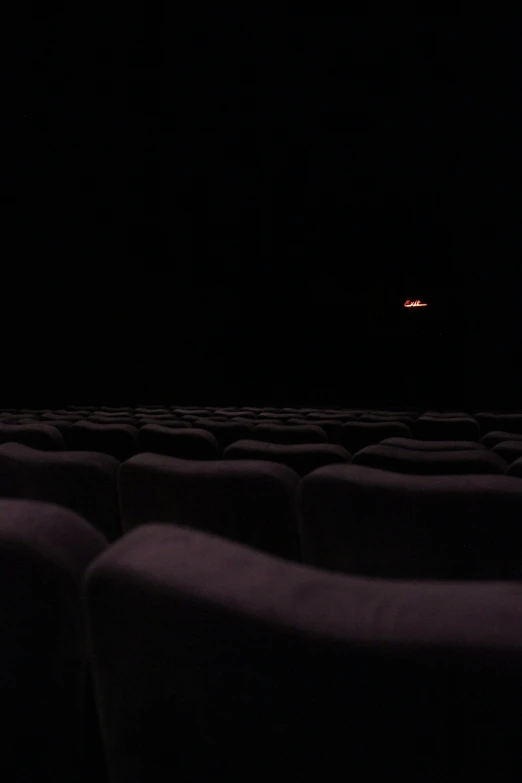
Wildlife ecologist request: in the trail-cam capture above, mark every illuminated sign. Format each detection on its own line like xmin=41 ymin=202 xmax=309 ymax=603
xmin=404 ymin=300 xmax=427 ymax=308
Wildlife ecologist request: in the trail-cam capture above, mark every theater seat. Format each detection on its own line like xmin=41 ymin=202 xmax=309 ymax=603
xmin=85 ymin=523 xmax=522 ymax=782
xmin=89 ymin=415 xmax=137 ymax=427
xmin=0 ymin=500 xmax=107 ymax=782
xmin=67 ymin=422 xmax=138 ymax=461
xmin=223 ymin=440 xmax=351 ymax=476
xmin=252 ymin=423 xmax=328 ymax=445
xmin=481 ymin=431 xmax=522 ymax=449
xmin=287 ymin=418 xmax=343 ymax=441
xmin=338 ymin=421 xmax=411 ymax=452
xmin=507 ymin=457 xmax=522 ymax=478
xmin=298 ymin=464 xmax=522 ymax=580
xmin=352 ymin=444 xmax=507 ymax=475
xmin=475 ymin=414 xmax=522 ymax=436
xmin=118 ymin=453 xmax=300 ymax=559
xmin=191 ymin=419 xmax=254 ymax=450
xmin=413 ymin=416 xmax=480 ymax=441
xmin=135 ymin=417 xmax=190 ymax=428
xmin=0 ymin=443 xmax=121 ymax=540
xmin=359 ymin=413 xmax=415 ymax=426
xmin=492 ymin=441 xmax=522 ymax=466
xmin=0 ymin=423 xmax=65 ymax=451
xmin=137 ymin=425 xmax=220 ymax=460
xmin=382 ymin=437 xmax=485 ymax=451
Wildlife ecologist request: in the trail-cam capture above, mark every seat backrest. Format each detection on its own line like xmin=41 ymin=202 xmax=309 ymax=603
xmin=475 ymin=414 xmax=522 ymax=435
xmin=118 ymin=454 xmax=300 ymax=559
xmin=298 ymin=464 xmax=522 ymax=579
xmin=339 ymin=421 xmax=411 ymax=452
xmin=0 ymin=443 xmax=121 ymax=540
xmin=507 ymin=457 xmax=522 ymax=478
xmin=352 ymin=443 xmax=507 ymax=475
xmin=252 ymin=423 xmax=328 ymax=445
xmin=0 ymin=423 xmax=65 ymax=451
xmin=0 ymin=500 xmax=107 ymax=782
xmin=481 ymin=431 xmax=522 ymax=449
xmin=287 ymin=418 xmax=343 ymax=441
xmin=68 ymin=422 xmax=138 ymax=461
xmin=85 ymin=523 xmax=522 ymax=782
xmin=492 ymin=441 xmax=522 ymax=465
xmin=191 ymin=420 xmax=254 ymax=450
xmin=382 ymin=437 xmax=485 ymax=451
xmin=137 ymin=425 xmax=220 ymax=460
xmin=413 ymin=416 xmax=480 ymax=441
xmin=223 ymin=440 xmax=351 ymax=476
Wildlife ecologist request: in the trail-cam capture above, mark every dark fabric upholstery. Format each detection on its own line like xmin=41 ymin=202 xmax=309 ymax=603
xmin=0 ymin=500 xmax=107 ymax=782
xmin=475 ymin=414 xmax=522 ymax=435
xmin=382 ymin=437 xmax=485 ymax=451
xmin=258 ymin=412 xmax=294 ymax=421
xmin=481 ymin=431 xmax=522 ymax=448
xmin=0 ymin=443 xmax=121 ymax=540
xmin=191 ymin=420 xmax=254 ymax=450
xmin=359 ymin=413 xmax=415 ymax=425
xmin=425 ymin=411 xmax=470 ymax=418
xmin=67 ymin=422 xmax=138 ymax=461
xmin=306 ymin=411 xmax=358 ymax=422
xmin=0 ymin=423 xmax=65 ymax=450
xmin=298 ymin=464 xmax=522 ymax=579
xmin=41 ymin=412 xmax=80 ymax=422
xmin=223 ymin=440 xmax=351 ymax=476
xmin=353 ymin=444 xmax=507 ymax=474
xmin=135 ymin=407 xmax=171 ymax=415
xmin=135 ymin=417 xmax=190 ymax=429
xmin=413 ymin=416 xmax=480 ymax=441
xmin=492 ymin=441 xmax=522 ymax=466
xmin=118 ymin=453 xmax=300 ymax=558
xmin=287 ymin=418 xmax=343 ymax=441
xmin=89 ymin=415 xmax=137 ymax=427
xmin=85 ymin=523 xmax=522 ymax=783
xmin=507 ymin=457 xmax=522 ymax=478
xmin=137 ymin=425 xmax=220 ymax=459
xmin=252 ymin=423 xmax=328 ymax=445
xmin=31 ymin=419 xmax=74 ymax=439
xmin=338 ymin=421 xmax=411 ymax=452
xmin=173 ymin=408 xmax=211 ymax=417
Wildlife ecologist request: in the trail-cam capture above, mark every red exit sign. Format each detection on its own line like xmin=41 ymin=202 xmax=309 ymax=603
xmin=404 ymin=300 xmax=427 ymax=308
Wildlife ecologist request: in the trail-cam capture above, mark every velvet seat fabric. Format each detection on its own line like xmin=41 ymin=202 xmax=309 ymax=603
xmin=86 ymin=523 xmax=522 ymax=782
xmin=352 ymin=443 xmax=507 ymax=475
xmin=0 ymin=500 xmax=107 ymax=782
xmin=0 ymin=442 xmax=121 ymax=540
xmin=118 ymin=453 xmax=300 ymax=559
xmin=223 ymin=439 xmax=351 ymax=476
xmin=298 ymin=464 xmax=522 ymax=579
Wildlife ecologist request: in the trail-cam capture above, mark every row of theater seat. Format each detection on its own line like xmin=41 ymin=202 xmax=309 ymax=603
xmin=1 ymin=439 xmax=522 ymax=579
xmin=1 ymin=499 xmax=521 ymax=781
xmin=1 ymin=407 xmax=522 ymax=476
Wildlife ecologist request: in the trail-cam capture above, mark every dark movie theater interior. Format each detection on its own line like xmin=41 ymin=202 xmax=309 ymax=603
xmin=2 ymin=11 xmax=522 ymax=782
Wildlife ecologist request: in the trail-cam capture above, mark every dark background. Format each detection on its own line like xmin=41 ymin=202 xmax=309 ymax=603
xmin=3 ymin=12 xmax=521 ymax=407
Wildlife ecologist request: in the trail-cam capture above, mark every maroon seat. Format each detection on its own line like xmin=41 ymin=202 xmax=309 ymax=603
xmin=67 ymin=422 xmax=138 ymax=461
xmin=137 ymin=425 xmax=220 ymax=460
xmin=298 ymin=464 xmax=522 ymax=580
xmin=118 ymin=453 xmax=300 ymax=559
xmin=86 ymin=523 xmax=522 ymax=782
xmin=353 ymin=443 xmax=507 ymax=475
xmin=0 ymin=442 xmax=121 ymax=540
xmin=252 ymin=423 xmax=328 ymax=445
xmin=0 ymin=500 xmax=107 ymax=782
xmin=223 ymin=440 xmax=351 ymax=476
xmin=0 ymin=423 xmax=65 ymax=451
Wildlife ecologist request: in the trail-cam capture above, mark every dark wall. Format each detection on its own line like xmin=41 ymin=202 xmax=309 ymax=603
xmin=3 ymin=13 xmax=521 ymax=406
